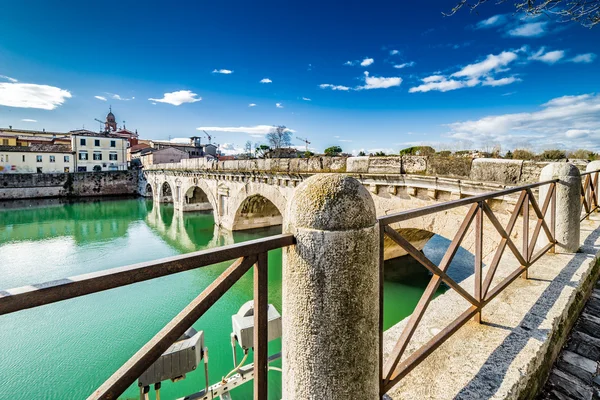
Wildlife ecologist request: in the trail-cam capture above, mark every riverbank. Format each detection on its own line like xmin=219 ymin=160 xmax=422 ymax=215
xmin=0 ymin=170 xmax=141 ymax=200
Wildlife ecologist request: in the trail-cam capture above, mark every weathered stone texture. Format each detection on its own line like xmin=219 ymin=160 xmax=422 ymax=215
xmin=283 ymin=174 xmax=379 ymax=400
xmin=427 ymin=156 xmax=472 ymax=178
xmin=0 ymin=170 xmax=140 ymax=200
xmin=367 ymin=156 xmax=402 ymax=174
xmin=470 ymin=158 xmax=523 ymax=184
xmin=520 ymin=162 xmax=550 ymax=183
xmin=402 ymin=156 xmax=427 ymax=174
xmin=347 ymin=156 xmax=370 ymax=173
xmin=540 ymin=163 xmax=581 ymax=253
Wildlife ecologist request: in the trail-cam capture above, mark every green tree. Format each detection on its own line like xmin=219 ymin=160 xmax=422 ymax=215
xmin=568 ymin=149 xmax=594 ymax=160
xmin=358 ymin=151 xmax=366 ymax=156
xmin=324 ymin=146 xmax=342 ymax=156
xmin=512 ymin=149 xmax=536 ymax=160
xmin=399 ymin=146 xmax=435 ymax=156
xmin=436 ymin=150 xmax=452 ymax=157
xmin=541 ymin=149 xmax=566 ymax=160
xmin=505 ymin=150 xmax=513 ymax=159
xmin=373 ymin=151 xmax=386 ymax=156
xmin=255 ymin=144 xmax=271 ymax=158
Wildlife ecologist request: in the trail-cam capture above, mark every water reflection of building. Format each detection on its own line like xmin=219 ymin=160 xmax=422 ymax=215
xmin=0 ymin=199 xmax=148 ymax=244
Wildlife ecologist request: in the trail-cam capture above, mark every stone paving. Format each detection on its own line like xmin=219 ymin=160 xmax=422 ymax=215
xmin=538 ymin=284 xmax=600 ymax=400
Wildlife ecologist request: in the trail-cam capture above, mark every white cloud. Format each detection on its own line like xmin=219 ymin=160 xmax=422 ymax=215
xmin=447 ymin=93 xmax=600 ymax=150
xmin=360 ymin=57 xmax=374 ymax=67
xmin=212 ymin=69 xmax=233 ymax=74
xmin=21 ymin=118 xmax=37 ymax=122
xmin=476 ymin=14 xmax=507 ymax=29
xmin=507 ymin=21 xmax=548 ymax=37
xmin=390 ymin=50 xmax=400 ymax=55
xmin=344 ymin=61 xmax=355 ymax=66
xmin=148 ymin=90 xmax=201 ymax=106
xmin=529 ymin=48 xmax=565 ymax=64
xmin=0 ymin=75 xmax=18 ymax=83
xmin=94 ymin=95 xmax=107 ymax=101
xmin=339 ymin=139 xmax=353 ymax=142
xmin=219 ymin=142 xmax=246 ymax=156
xmin=111 ymin=93 xmax=134 ymax=101
xmin=452 ymin=51 xmax=518 ymax=78
xmin=319 ymin=84 xmax=351 ymax=91
xmin=260 ymin=78 xmax=272 ymax=83
xmin=482 ymin=76 xmax=521 ymax=87
xmin=409 ymin=77 xmax=465 ymax=93
xmin=302 ymin=97 xmax=311 ymax=101
xmin=357 ymin=71 xmax=402 ymax=90
xmin=571 ymin=53 xmax=596 ymax=63
xmin=0 ymin=82 xmax=72 ymax=110
xmin=276 ymin=103 xmax=283 ymax=108
xmin=411 ymin=50 xmax=521 ymax=93
xmin=197 ymin=125 xmax=295 ymax=135
xmin=393 ymin=62 xmax=415 ymax=69
xmin=248 ymin=103 xmax=257 ymax=107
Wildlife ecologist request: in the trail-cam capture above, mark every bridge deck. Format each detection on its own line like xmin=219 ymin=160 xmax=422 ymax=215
xmin=383 ymin=215 xmax=600 ymax=400
xmin=538 ymin=284 xmax=600 ymax=399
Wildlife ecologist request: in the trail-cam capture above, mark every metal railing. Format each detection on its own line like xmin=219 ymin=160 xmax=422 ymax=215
xmin=581 ymin=170 xmax=599 ymax=221
xmin=0 ymin=233 xmax=295 ymax=400
xmin=377 ymin=179 xmax=558 ymax=395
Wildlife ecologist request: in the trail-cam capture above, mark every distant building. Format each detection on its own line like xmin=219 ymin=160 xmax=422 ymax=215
xmin=97 ymin=108 xmax=139 ymax=146
xmin=148 ymin=137 xmax=218 ymax=159
xmin=0 ymin=143 xmax=74 ymax=173
xmin=70 ymin=130 xmax=128 ymax=172
xmin=139 ymin=147 xmax=190 ymax=166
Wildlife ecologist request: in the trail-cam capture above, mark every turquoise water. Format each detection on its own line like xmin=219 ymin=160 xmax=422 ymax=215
xmin=0 ymin=198 xmax=472 ymax=399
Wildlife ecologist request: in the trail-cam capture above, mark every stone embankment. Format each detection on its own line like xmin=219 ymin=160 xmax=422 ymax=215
xmin=146 ymin=156 xmax=588 ymax=186
xmin=0 ymin=170 xmax=140 ymax=200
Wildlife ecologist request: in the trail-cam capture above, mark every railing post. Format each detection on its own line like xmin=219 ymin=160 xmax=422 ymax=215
xmin=282 ymin=174 xmax=380 ymax=400
xmin=539 ymin=163 xmax=581 ymax=253
xmin=586 ymin=161 xmax=600 ymax=212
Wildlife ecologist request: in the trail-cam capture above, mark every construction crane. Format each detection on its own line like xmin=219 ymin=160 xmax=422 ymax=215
xmin=202 ymin=130 xmax=214 ymax=144
xmin=296 ymin=136 xmax=311 ymax=152
xmin=94 ymin=118 xmax=106 ymax=132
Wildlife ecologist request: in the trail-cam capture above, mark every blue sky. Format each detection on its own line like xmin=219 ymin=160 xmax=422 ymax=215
xmin=0 ymin=0 xmax=599 ymax=154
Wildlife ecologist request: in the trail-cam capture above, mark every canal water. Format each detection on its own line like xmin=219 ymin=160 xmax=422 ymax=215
xmin=0 ymin=198 xmax=473 ymax=399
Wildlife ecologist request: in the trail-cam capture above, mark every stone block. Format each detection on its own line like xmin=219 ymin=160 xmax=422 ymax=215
xmin=367 ymin=156 xmax=402 ymax=174
xmin=426 ymin=156 xmax=472 ymax=178
xmin=520 ymin=161 xmax=549 ymax=183
xmin=347 ymin=156 xmax=369 ymax=173
xmin=469 ymin=158 xmax=524 ymax=184
xmin=402 ymin=156 xmax=427 ymax=174
xmin=329 ymin=157 xmax=347 ymax=172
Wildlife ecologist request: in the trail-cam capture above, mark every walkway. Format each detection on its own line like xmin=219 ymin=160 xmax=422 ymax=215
xmin=538 ymin=282 xmax=600 ymax=400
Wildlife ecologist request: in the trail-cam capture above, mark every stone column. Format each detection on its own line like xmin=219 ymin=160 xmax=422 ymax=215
xmin=282 ymin=174 xmax=380 ymax=400
xmin=539 ymin=163 xmax=581 ymax=253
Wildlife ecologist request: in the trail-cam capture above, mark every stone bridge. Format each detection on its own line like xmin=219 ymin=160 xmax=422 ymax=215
xmin=143 ymin=156 xmax=582 ymax=263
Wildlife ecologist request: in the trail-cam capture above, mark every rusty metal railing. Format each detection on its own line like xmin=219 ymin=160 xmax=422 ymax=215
xmin=0 ymin=233 xmax=295 ymax=400
xmin=581 ymin=170 xmax=599 ymax=221
xmin=377 ymin=179 xmax=558 ymax=395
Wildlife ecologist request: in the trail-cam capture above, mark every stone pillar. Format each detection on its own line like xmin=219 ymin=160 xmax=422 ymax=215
xmin=539 ymin=163 xmax=581 ymax=253
xmin=282 ymin=174 xmax=380 ymax=400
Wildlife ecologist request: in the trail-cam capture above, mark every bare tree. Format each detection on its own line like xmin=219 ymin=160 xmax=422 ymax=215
xmin=244 ymin=141 xmax=253 ymax=157
xmin=266 ymin=126 xmax=292 ymax=149
xmin=446 ymin=0 xmax=600 ymax=28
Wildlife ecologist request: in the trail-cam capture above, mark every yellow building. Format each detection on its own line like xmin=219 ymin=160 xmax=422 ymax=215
xmin=70 ymin=130 xmax=128 ymax=172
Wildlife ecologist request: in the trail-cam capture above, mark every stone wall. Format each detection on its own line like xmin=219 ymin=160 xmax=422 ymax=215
xmin=146 ymin=156 xmax=590 ymax=185
xmin=0 ymin=170 xmax=140 ymax=200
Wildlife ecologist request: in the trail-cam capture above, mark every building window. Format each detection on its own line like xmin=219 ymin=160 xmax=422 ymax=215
xmin=2 ymin=139 xmax=8 ymax=145
xmin=95 ymin=139 xmax=100 ymax=146
xmin=49 ymin=155 xmax=55 ymax=163
xmin=93 ymin=152 xmax=102 ymax=161
xmin=80 ymin=138 xmax=86 ymax=146
xmin=109 ymin=152 xmax=118 ymax=161
xmin=36 ymin=155 xmax=42 ymax=162
xmin=64 ymin=155 xmax=70 ymax=162
xmin=79 ymin=152 xmax=88 ymax=160
xmin=110 ymin=140 xmax=116 ymax=147
xmin=37 ymin=167 xmax=43 ymax=173
xmin=22 ymin=155 xmax=25 ymax=162
xmin=77 ymin=166 xmax=87 ymax=172
xmin=64 ymin=167 xmax=70 ymax=173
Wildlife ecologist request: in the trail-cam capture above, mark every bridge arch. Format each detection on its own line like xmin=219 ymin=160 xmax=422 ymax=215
xmin=227 ymin=184 xmax=288 ymax=231
xmin=181 ymin=181 xmax=217 ymax=213
xmin=159 ymin=181 xmax=174 ymax=203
